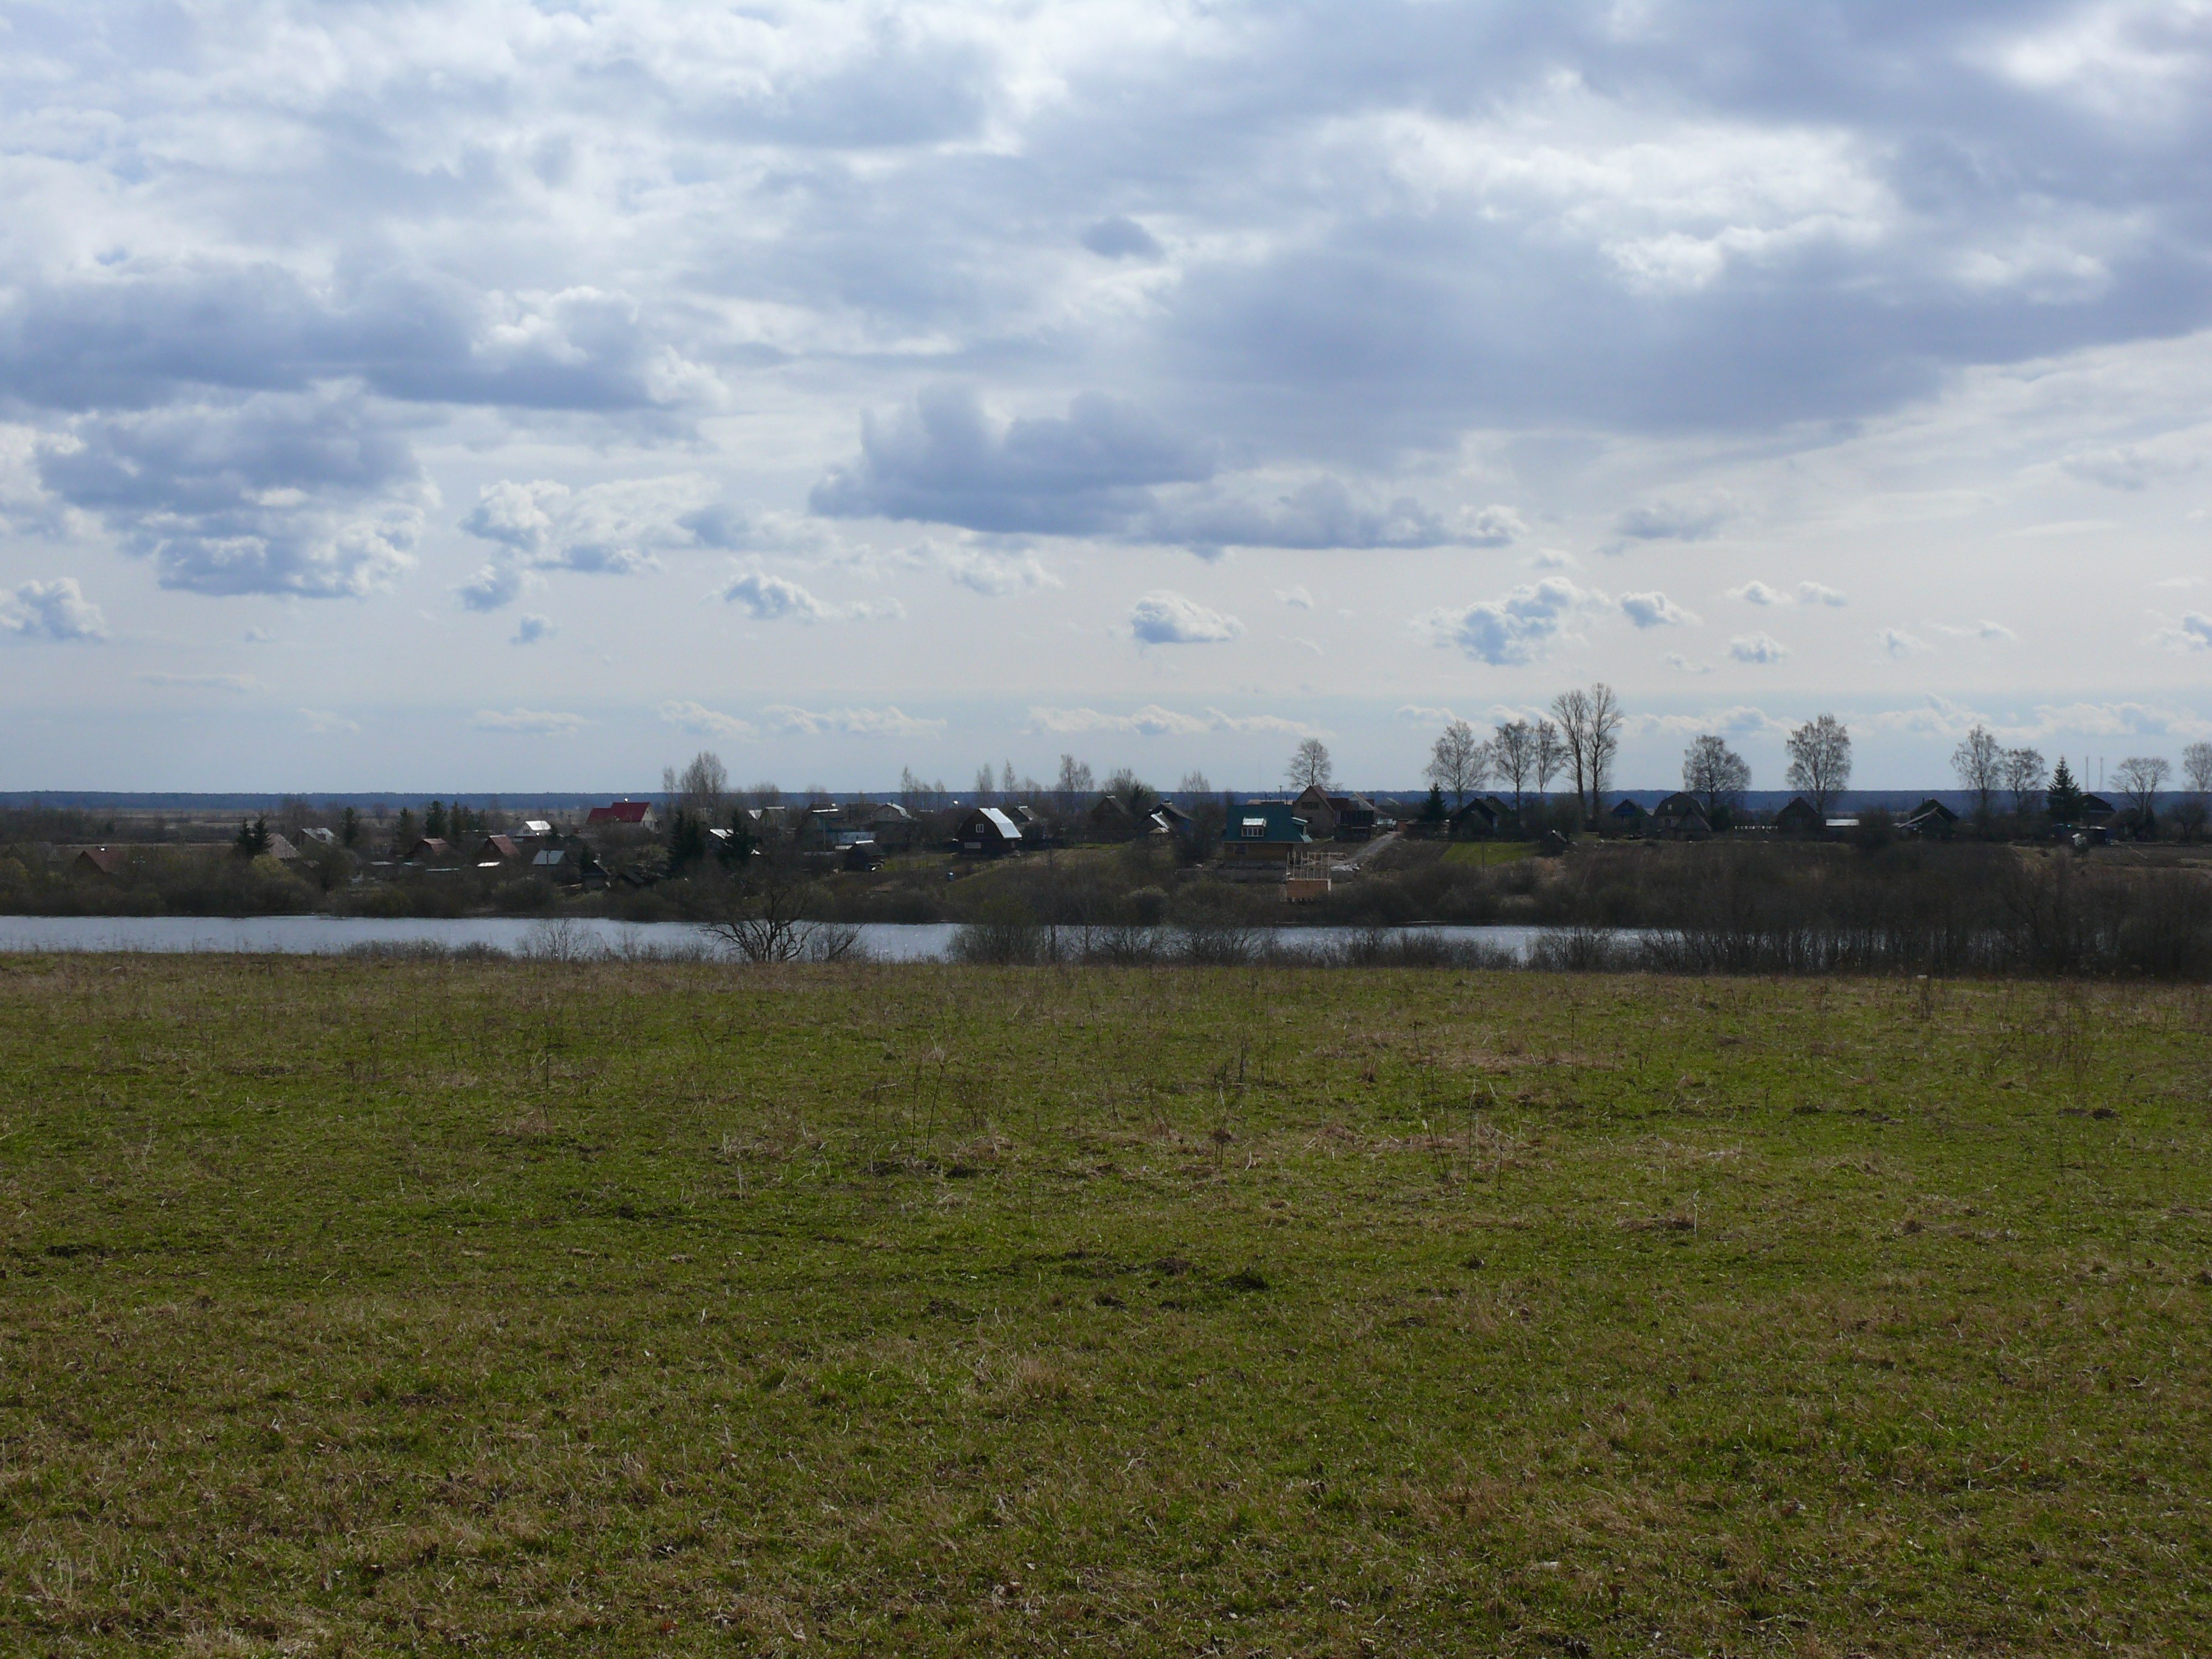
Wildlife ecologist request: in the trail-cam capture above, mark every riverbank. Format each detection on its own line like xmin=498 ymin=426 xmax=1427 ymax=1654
xmin=4 ymin=957 xmax=2207 ymax=1653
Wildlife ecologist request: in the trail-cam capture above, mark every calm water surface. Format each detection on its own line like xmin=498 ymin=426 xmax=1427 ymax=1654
xmin=0 ymin=914 xmax=1574 ymax=961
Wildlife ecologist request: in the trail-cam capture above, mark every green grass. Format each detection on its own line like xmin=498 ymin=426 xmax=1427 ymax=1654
xmin=3 ymin=957 xmax=2210 ymax=1656
xmin=1440 ymin=840 xmax=1537 ymax=868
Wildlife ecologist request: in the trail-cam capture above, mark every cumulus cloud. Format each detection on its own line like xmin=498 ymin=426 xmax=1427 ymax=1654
xmin=1417 ymin=577 xmax=1597 ymax=666
xmin=1731 ymin=579 xmax=1847 ymax=608
xmin=1026 ymin=705 xmax=1316 ymax=737
xmin=722 ymin=569 xmax=901 ymax=623
xmin=1880 ymin=627 xmax=1931 ymax=657
xmin=471 ymin=708 xmax=585 ymax=735
xmin=38 ymin=391 xmax=423 ymax=598
xmin=1278 ymin=585 xmax=1315 ymax=609
xmin=300 ymin=708 xmax=360 ymax=734
xmin=1144 ymin=478 xmax=1484 ymax=552
xmin=657 ymin=700 xmax=759 ymax=739
xmin=919 ymin=540 xmax=1062 ymax=596
xmin=1130 ymin=591 xmax=1242 ymax=645
xmin=1929 ymin=620 xmax=2019 ymax=643
xmin=1619 ymin=590 xmax=1698 ymax=628
xmin=762 ymin=704 xmax=946 ymax=739
xmin=458 ymin=475 xmax=763 ymax=609
xmin=2159 ymin=612 xmax=2212 ymax=653
xmin=1729 ymin=632 xmax=1789 ymax=663
xmin=1 ymin=577 xmax=106 ymax=642
xmin=511 ymin=614 xmax=557 ymax=645
xmin=1664 ymin=653 xmax=1712 ymax=674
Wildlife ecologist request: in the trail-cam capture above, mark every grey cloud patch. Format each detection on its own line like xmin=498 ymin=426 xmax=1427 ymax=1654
xmin=1612 ymin=498 xmax=1737 ymax=544
xmin=511 ymin=614 xmax=557 ymax=645
xmin=458 ymin=477 xmax=767 ymax=609
xmin=1729 ymin=632 xmax=1790 ymax=664
xmin=1144 ymin=478 xmax=1472 ymax=552
xmin=1081 ymin=216 xmax=1163 ymax=260
xmin=471 ymin=708 xmax=585 ymax=735
xmin=1 ymin=577 xmax=106 ymax=642
xmin=0 ymin=265 xmax=709 ymax=418
xmin=810 ymin=386 xmax=1216 ymax=536
xmin=38 ymin=390 xmax=423 ymax=598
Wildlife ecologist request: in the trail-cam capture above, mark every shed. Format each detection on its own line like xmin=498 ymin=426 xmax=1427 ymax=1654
xmin=1087 ymin=795 xmax=1141 ymax=842
xmin=1607 ymin=797 xmax=1649 ymax=836
xmin=1450 ymin=797 xmax=1503 ymax=840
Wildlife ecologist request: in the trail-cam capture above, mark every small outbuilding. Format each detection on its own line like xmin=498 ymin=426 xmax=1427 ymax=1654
xmin=1774 ymin=797 xmax=1825 ymax=836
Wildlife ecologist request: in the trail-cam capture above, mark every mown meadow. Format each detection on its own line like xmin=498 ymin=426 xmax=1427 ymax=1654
xmin=2 ymin=956 xmax=2209 ymax=1655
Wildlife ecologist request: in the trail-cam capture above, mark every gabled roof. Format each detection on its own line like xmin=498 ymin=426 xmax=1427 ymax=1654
xmin=1230 ymin=801 xmax=1312 ymax=843
xmin=264 ymin=833 xmax=301 ymax=860
xmin=519 ymin=819 xmax=554 ymax=836
xmin=586 ymin=800 xmax=653 ymax=824
xmin=967 ymin=806 xmax=1022 ymax=839
xmin=1653 ymin=793 xmax=1704 ymax=818
xmin=481 ymin=834 xmax=520 ymax=858
xmin=75 ymin=846 xmax=128 ymax=876
xmin=1609 ymin=797 xmax=1648 ymax=817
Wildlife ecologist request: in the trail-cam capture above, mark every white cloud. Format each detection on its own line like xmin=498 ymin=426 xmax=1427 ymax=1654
xmin=300 ymin=708 xmax=360 ymax=734
xmin=1730 ymin=579 xmax=1847 ymax=609
xmin=1929 ymin=620 xmax=2019 ymax=643
xmin=1130 ymin=591 xmax=1242 ymax=645
xmin=762 ymin=705 xmax=945 ymax=739
xmin=1278 ymin=585 xmax=1315 ymax=609
xmin=657 ymin=700 xmax=759 ymax=739
xmin=1797 ymin=582 xmax=1848 ymax=607
xmin=1417 ymin=577 xmax=1598 ymax=666
xmin=926 ymin=541 xmax=1061 ymax=596
xmin=1610 ymin=497 xmax=1735 ymax=546
xmin=1 ymin=577 xmax=106 ymax=642
xmin=1731 ymin=580 xmax=1788 ymax=606
xmin=1728 ymin=632 xmax=1789 ymax=664
xmin=1880 ymin=628 xmax=1931 ymax=657
xmin=471 ymin=708 xmax=585 ymax=735
xmin=1633 ymin=705 xmax=1786 ymax=737
xmin=1663 ymin=653 xmax=1712 ymax=674
xmin=1619 ymin=590 xmax=1698 ymax=628
xmin=511 ymin=614 xmax=557 ymax=645
xmin=722 ymin=569 xmax=901 ymax=623
xmin=1395 ymin=704 xmax=1459 ymax=725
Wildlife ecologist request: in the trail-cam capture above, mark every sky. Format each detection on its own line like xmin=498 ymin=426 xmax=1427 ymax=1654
xmin=2 ymin=0 xmax=2209 ymax=795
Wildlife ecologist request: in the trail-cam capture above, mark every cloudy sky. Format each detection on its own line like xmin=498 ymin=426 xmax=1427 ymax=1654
xmin=3 ymin=0 xmax=2209 ymax=794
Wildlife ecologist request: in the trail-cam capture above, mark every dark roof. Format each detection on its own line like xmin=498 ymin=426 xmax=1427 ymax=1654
xmin=1609 ymin=797 xmax=1647 ymax=817
xmin=1230 ymin=802 xmax=1312 ymax=843
xmin=959 ymin=806 xmax=1023 ymax=840
xmin=1653 ymin=793 xmax=1704 ymax=818
xmin=74 ymin=846 xmax=128 ymax=876
xmin=586 ymin=800 xmax=653 ymax=824
xmin=480 ymin=834 xmax=520 ymax=857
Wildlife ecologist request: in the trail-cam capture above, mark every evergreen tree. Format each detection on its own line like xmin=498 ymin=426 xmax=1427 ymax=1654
xmin=340 ymin=806 xmax=361 ymax=848
xmin=1419 ymin=784 xmax=1447 ymax=823
xmin=2046 ymin=757 xmax=2083 ymax=826
xmin=424 ymin=800 xmax=448 ymax=838
xmin=234 ymin=814 xmax=271 ymax=856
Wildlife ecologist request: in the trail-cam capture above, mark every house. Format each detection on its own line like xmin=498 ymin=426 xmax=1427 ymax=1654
xmin=956 ymin=806 xmax=1025 ymax=857
xmin=263 ymin=833 xmax=302 ymax=862
xmin=404 ymin=836 xmax=454 ymax=863
xmin=1898 ymin=799 xmax=1957 ymax=838
xmin=1289 ymin=785 xmax=1338 ymax=840
xmin=1774 ymin=797 xmax=1825 ymax=836
xmin=297 ymin=826 xmax=338 ymax=847
xmin=585 ymin=800 xmax=659 ymax=831
xmin=1450 ymin=797 xmax=1504 ymax=840
xmin=1087 ymin=795 xmax=1141 ymax=842
xmin=517 ymin=819 xmax=555 ymax=839
xmin=865 ymin=802 xmax=922 ymax=850
xmin=478 ymin=834 xmax=521 ymax=862
xmin=1147 ymin=800 xmax=1195 ymax=841
xmin=73 ymin=846 xmax=129 ymax=879
xmin=1008 ymin=803 xmax=1052 ymax=843
xmin=1649 ymin=793 xmax=1712 ymax=840
xmin=1607 ymin=797 xmax=1649 ymax=836
xmin=2077 ymin=794 xmax=2115 ymax=825
xmin=1324 ymin=791 xmax=1380 ymax=840
xmin=1218 ymin=801 xmax=1312 ymax=867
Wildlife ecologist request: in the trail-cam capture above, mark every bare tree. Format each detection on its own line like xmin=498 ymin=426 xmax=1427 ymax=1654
xmin=745 ymin=780 xmax=784 ymax=809
xmin=1178 ymin=769 xmax=1212 ymax=796
xmin=1533 ymin=719 xmax=1564 ymax=803
xmin=2112 ymin=755 xmax=2171 ymax=827
xmin=664 ymin=751 xmax=729 ymax=822
xmin=1549 ymin=689 xmax=1592 ymax=817
xmin=1285 ymin=737 xmax=1334 ymax=792
xmin=1490 ymin=720 xmax=1535 ymax=809
xmin=1681 ymin=735 xmax=1751 ymax=816
xmin=1951 ymin=725 xmax=2004 ymax=820
xmin=1104 ymin=767 xmax=1158 ymax=815
xmin=1586 ymin=683 xmax=1624 ymax=811
xmin=2183 ymin=741 xmax=2212 ymax=802
xmin=2003 ymin=746 xmax=2046 ymax=820
xmin=1054 ymin=754 xmax=1094 ymax=807
xmin=1784 ymin=714 xmax=1852 ymax=815
xmin=703 ymin=820 xmax=839 ymax=963
xmin=973 ymin=765 xmax=997 ymax=802
xmin=1424 ymin=719 xmax=1487 ymax=806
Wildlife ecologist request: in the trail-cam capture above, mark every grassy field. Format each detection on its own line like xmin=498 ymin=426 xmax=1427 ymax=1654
xmin=2 ymin=957 xmax=2208 ymax=1656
